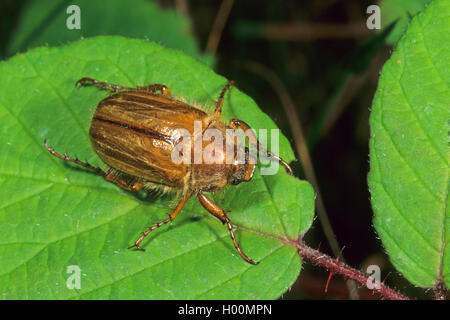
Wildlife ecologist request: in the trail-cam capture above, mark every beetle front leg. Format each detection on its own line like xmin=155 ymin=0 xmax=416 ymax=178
xmin=214 ymin=80 xmax=235 ymax=118
xmin=44 ymin=140 xmax=143 ymax=191
xmin=128 ymin=192 xmax=192 ymax=250
xmin=197 ymin=192 xmax=258 ymax=265
xmin=75 ymin=77 xmax=132 ymax=92
xmin=229 ymin=119 xmax=294 ymax=176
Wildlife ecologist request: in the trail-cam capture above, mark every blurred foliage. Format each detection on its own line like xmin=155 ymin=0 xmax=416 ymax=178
xmin=307 ymin=21 xmax=397 ymax=149
xmin=380 ymin=0 xmax=430 ymax=44
xmin=4 ymin=0 xmax=212 ymax=65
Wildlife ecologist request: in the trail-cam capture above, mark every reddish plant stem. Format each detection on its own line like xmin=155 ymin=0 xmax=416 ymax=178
xmin=295 ymin=240 xmax=409 ymax=300
xmin=433 ymin=278 xmax=448 ymax=300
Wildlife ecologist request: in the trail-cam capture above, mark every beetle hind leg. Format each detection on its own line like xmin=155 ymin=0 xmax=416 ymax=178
xmin=44 ymin=140 xmax=143 ymax=191
xmin=75 ymin=77 xmax=131 ymax=92
xmin=136 ymin=84 xmax=172 ymax=96
xmin=104 ymin=169 xmax=143 ymax=191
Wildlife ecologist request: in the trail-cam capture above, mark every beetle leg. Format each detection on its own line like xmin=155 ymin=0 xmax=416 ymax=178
xmin=197 ymin=193 xmax=227 ymax=224
xmin=197 ymin=192 xmax=258 ymax=265
xmin=75 ymin=77 xmax=131 ymax=92
xmin=214 ymin=80 xmax=235 ymax=118
xmin=136 ymin=84 xmax=172 ymax=96
xmin=104 ymin=169 xmax=143 ymax=191
xmin=44 ymin=140 xmax=143 ymax=191
xmin=229 ymin=119 xmax=294 ymax=176
xmin=128 ymin=192 xmax=192 ymax=250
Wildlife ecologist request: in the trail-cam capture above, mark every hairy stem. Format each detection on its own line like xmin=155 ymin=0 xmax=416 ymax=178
xmin=433 ymin=277 xmax=448 ymax=300
xmin=295 ymin=239 xmax=409 ymax=300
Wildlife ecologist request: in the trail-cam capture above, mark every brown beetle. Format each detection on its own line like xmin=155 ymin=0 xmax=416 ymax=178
xmin=45 ymin=77 xmax=293 ymax=265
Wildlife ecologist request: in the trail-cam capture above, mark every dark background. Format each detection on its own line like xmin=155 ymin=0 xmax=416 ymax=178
xmin=0 ymin=0 xmax=429 ymax=299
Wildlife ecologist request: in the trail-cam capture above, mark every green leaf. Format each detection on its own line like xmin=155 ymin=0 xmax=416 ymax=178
xmin=0 ymin=36 xmax=314 ymax=299
xmin=369 ymin=0 xmax=449 ymax=288
xmin=380 ymin=0 xmax=430 ymax=44
xmin=6 ymin=0 xmax=212 ymax=65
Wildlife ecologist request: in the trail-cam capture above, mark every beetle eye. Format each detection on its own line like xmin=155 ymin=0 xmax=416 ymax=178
xmin=231 ymin=178 xmax=241 ymax=185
